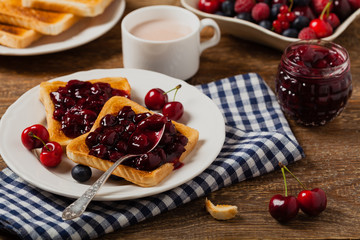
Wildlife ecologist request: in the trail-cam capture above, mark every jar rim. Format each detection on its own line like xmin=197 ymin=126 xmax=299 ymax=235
xmin=282 ymin=40 xmax=350 ymax=74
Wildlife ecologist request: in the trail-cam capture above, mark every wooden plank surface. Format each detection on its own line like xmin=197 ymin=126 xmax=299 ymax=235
xmin=1 ymin=0 xmax=360 ymax=239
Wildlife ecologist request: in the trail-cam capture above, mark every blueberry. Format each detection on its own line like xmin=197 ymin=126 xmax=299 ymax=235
xmin=236 ymin=12 xmax=254 ymax=22
xmin=215 ymin=11 xmax=226 ymax=16
xmin=282 ymin=28 xmax=299 ymax=38
xmin=292 ymin=16 xmax=310 ymax=31
xmin=270 ymin=4 xmax=282 ymax=20
xmin=259 ymin=20 xmax=272 ymax=30
xmin=293 ymin=0 xmax=311 ymax=6
xmin=71 ymin=164 xmax=92 ymax=182
xmin=221 ymin=0 xmax=236 ymax=17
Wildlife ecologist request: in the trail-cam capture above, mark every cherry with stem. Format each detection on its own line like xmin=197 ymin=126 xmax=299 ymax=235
xmin=162 ymin=85 xmax=184 ymax=121
xmin=269 ymin=165 xmax=299 ymax=222
xmin=280 ymin=162 xmax=327 ymax=216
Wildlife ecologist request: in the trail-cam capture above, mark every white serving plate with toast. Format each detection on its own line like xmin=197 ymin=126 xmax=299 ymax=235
xmin=181 ymin=0 xmax=360 ymax=50
xmin=0 ymin=0 xmax=125 ymax=56
xmin=0 ymin=68 xmax=225 ymax=200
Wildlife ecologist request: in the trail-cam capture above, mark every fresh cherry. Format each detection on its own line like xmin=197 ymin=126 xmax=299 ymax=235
xmin=21 ymin=124 xmax=49 ymax=150
xmin=297 ymin=188 xmax=327 ymax=216
xmin=161 ymin=84 xmax=184 ymax=121
xmin=162 ymin=102 xmax=184 ymax=121
xmin=269 ymin=194 xmax=299 ymax=222
xmin=145 ymin=88 xmax=168 ymax=110
xmin=198 ymin=0 xmax=221 ymax=13
xmin=280 ymin=163 xmax=327 ymax=216
xmin=309 ymin=2 xmax=333 ymax=38
xmin=326 ymin=13 xmax=340 ymax=29
xmin=269 ymin=166 xmax=299 ymax=222
xmin=39 ymin=141 xmax=63 ymax=167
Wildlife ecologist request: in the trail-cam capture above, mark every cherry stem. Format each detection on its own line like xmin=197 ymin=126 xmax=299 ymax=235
xmin=164 ymin=84 xmax=182 ymax=96
xmin=281 ymin=167 xmax=288 ymax=197
xmin=28 ymin=131 xmax=50 ymax=151
xmin=320 ymin=1 xmax=332 ymax=19
xmin=279 ymin=162 xmax=307 ymax=190
xmin=288 ymin=0 xmax=294 ymax=12
xmin=171 ymin=84 xmax=182 ymax=101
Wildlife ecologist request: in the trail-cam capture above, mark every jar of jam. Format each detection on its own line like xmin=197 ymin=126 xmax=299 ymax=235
xmin=275 ymin=40 xmax=352 ymax=126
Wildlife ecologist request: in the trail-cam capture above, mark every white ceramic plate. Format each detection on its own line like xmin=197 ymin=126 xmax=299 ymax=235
xmin=0 ymin=68 xmax=225 ymax=200
xmin=0 ymin=0 xmax=125 ymax=56
xmin=181 ymin=0 xmax=360 ymax=50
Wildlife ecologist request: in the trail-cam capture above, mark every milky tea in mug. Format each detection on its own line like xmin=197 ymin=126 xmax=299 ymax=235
xmin=122 ymin=6 xmax=221 ymax=80
xmin=130 ymin=19 xmax=192 ymax=42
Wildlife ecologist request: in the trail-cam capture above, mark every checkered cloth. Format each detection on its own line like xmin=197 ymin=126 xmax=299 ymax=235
xmin=0 ymin=73 xmax=304 ymax=240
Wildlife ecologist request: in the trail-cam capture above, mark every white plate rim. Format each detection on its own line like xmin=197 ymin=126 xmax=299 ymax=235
xmin=0 ymin=0 xmax=125 ymax=56
xmin=0 ymin=68 xmax=225 ymax=200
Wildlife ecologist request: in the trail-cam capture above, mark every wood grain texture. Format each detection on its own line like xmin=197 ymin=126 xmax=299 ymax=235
xmin=1 ymin=0 xmax=360 ymax=239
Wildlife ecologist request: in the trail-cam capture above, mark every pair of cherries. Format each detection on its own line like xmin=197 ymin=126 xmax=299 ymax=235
xmin=269 ymin=163 xmax=327 ymax=222
xmin=144 ymin=85 xmax=184 ymax=121
xmin=21 ymin=124 xmax=62 ymax=167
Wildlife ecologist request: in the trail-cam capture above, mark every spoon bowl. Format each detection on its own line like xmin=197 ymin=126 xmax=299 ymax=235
xmin=62 ymin=117 xmax=166 ymax=220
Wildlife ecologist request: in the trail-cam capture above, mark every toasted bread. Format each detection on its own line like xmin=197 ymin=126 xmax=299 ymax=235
xmin=22 ymin=0 xmax=114 ymax=17
xmin=0 ymin=23 xmax=42 ymax=48
xmin=0 ymin=0 xmax=80 ymax=35
xmin=39 ymin=77 xmax=131 ymax=146
xmin=66 ymin=96 xmax=199 ymax=187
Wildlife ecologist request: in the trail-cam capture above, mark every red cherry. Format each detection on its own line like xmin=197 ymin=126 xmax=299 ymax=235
xmin=309 ymin=19 xmax=333 ymax=38
xmin=145 ymin=88 xmax=168 ymax=110
xmin=309 ymin=1 xmax=334 ymax=38
xmin=279 ymin=5 xmax=288 ymax=13
xmin=293 ymin=6 xmax=316 ymax=20
xmin=348 ymin=0 xmax=360 ymax=9
xmin=285 ymin=12 xmax=296 ymax=22
xmin=297 ymin=188 xmax=327 ymax=216
xmin=269 ymin=194 xmax=299 ymax=222
xmin=198 ymin=0 xmax=221 ymax=13
xmin=272 ymin=20 xmax=282 ymax=33
xmin=277 ymin=13 xmax=287 ymax=21
xmin=326 ymin=13 xmax=340 ymax=29
xmin=40 ymin=141 xmax=63 ymax=167
xmin=162 ymin=102 xmax=184 ymax=121
xmin=21 ymin=124 xmax=49 ymax=150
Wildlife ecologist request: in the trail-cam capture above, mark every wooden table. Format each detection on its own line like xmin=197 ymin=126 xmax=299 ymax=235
xmin=1 ymin=1 xmax=360 ymax=239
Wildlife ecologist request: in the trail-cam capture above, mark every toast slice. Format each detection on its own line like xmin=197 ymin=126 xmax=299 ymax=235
xmin=0 ymin=23 xmax=42 ymax=48
xmin=22 ymin=0 xmax=115 ymax=17
xmin=39 ymin=77 xmax=131 ymax=146
xmin=0 ymin=0 xmax=80 ymax=35
xmin=66 ymin=96 xmax=199 ymax=187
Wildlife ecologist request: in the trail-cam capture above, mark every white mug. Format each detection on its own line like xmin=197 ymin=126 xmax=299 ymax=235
xmin=121 ymin=5 xmax=221 ymax=80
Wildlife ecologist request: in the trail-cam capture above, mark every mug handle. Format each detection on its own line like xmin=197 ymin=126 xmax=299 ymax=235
xmin=199 ymin=18 xmax=221 ymax=54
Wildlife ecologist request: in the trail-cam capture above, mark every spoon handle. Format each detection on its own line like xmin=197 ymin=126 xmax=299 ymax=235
xmin=62 ymin=154 xmax=135 ymax=220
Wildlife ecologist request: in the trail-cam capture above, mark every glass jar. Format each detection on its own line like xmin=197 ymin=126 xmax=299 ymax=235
xmin=275 ymin=40 xmax=352 ymax=126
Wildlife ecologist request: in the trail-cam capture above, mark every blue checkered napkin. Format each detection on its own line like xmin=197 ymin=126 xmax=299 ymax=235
xmin=0 ymin=73 xmax=304 ymax=240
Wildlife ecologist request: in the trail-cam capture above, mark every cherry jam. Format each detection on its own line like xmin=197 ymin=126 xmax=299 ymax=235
xmin=50 ymin=80 xmax=130 ymax=138
xmin=275 ymin=40 xmax=352 ymax=126
xmin=85 ymin=106 xmax=188 ymax=171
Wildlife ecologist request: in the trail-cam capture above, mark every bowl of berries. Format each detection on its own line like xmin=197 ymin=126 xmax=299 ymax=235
xmin=181 ymin=0 xmax=360 ymax=50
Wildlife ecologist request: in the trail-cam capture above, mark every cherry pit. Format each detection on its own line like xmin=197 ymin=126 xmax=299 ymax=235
xmin=21 ymin=124 xmax=63 ymax=167
xmin=144 ymin=84 xmax=184 ymax=121
xmin=269 ymin=163 xmax=327 ymax=222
